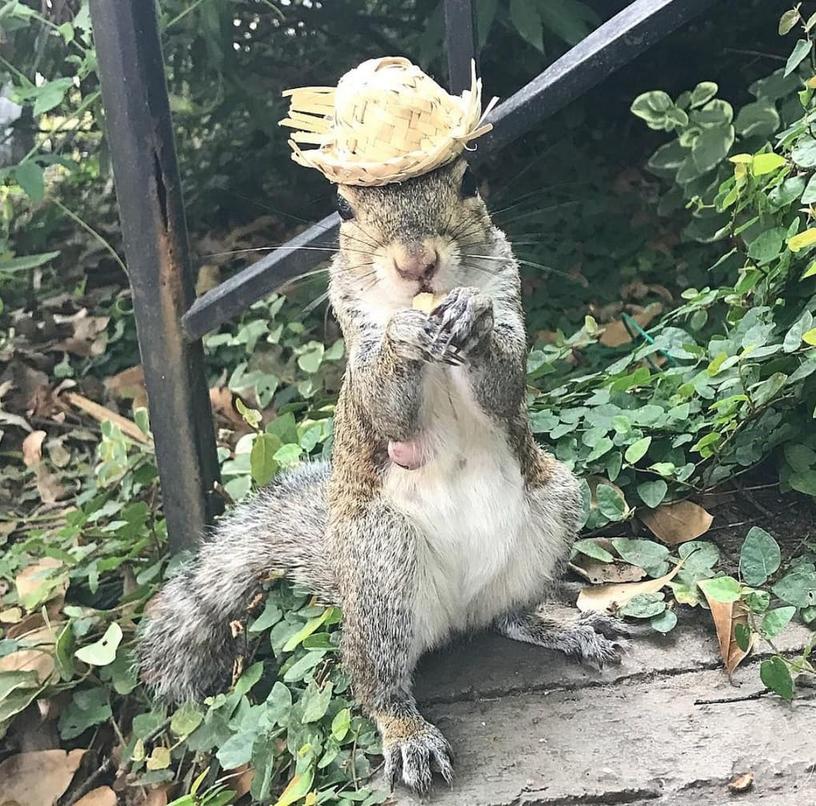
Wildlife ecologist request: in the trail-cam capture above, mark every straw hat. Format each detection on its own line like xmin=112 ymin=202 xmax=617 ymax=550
xmin=279 ymin=56 xmax=497 ymax=187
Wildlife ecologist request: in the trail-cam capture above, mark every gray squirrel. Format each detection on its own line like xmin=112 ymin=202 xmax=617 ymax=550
xmin=137 ymin=158 xmax=628 ymax=795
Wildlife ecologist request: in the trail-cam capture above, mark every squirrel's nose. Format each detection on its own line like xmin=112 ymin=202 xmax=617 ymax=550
xmin=394 ymin=247 xmax=438 ymax=281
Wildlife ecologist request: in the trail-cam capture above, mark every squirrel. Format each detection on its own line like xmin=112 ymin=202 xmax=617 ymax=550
xmin=137 ymin=157 xmax=629 ymax=795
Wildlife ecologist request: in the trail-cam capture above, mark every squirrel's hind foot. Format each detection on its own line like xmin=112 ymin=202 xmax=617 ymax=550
xmin=380 ymin=714 xmax=454 ymax=795
xmin=498 ymin=609 xmax=630 ymax=670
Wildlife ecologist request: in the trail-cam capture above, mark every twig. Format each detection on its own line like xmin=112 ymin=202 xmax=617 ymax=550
xmin=63 ymin=391 xmax=152 ymax=445
xmin=65 ymin=758 xmax=113 ymax=805
xmin=732 ymin=478 xmax=773 ymax=518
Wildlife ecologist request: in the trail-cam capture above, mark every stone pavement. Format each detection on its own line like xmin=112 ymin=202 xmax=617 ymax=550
xmin=398 ymin=617 xmax=816 ymax=805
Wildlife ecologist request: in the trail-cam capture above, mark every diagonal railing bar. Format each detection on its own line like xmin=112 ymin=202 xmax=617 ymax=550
xmin=474 ymin=0 xmax=718 ymax=158
xmin=181 ymin=0 xmax=716 ymax=343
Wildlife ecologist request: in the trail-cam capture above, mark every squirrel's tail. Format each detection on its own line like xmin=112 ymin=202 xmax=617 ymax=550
xmin=137 ymin=461 xmax=333 ymax=703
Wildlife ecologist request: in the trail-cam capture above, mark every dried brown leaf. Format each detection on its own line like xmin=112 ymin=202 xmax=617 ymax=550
xmin=0 ymin=748 xmax=85 ymax=806
xmin=577 ymin=563 xmax=681 ymax=612
xmin=63 ymin=391 xmax=151 ymax=445
xmin=728 ymin=771 xmax=754 ymax=793
xmin=598 ymin=302 xmax=663 ymax=347
xmin=74 ymin=786 xmax=118 ymax=806
xmin=640 ymin=500 xmax=713 ymax=545
xmin=0 ymin=647 xmax=55 ymax=684
xmin=104 ymin=365 xmax=147 ymax=410
xmin=570 ymin=556 xmax=646 ymax=585
xmin=22 ymin=430 xmax=47 ymax=467
xmin=15 ymin=557 xmax=65 ymax=603
xmin=699 ymin=588 xmax=753 ymax=675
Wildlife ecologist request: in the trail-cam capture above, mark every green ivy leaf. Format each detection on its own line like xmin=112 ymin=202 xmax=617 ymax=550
xmin=650 ymin=609 xmax=678 ymax=633
xmin=772 ymin=564 xmax=816 ymax=607
xmin=283 ymin=651 xmax=325 ymax=682
xmin=760 ymin=656 xmax=794 ymax=701
xmin=31 ymin=77 xmax=73 ymax=116
xmin=74 ymin=622 xmax=122 ymax=666
xmin=58 ymin=687 xmax=112 ymax=740
xmin=689 ymin=81 xmax=718 ymax=108
xmin=171 ymin=703 xmax=204 ymax=737
xmin=250 ymin=433 xmax=281 ymax=486
xmin=509 ymin=0 xmax=544 ymax=52
xmin=698 ymin=576 xmax=741 ymax=603
xmin=611 ymin=538 xmax=669 ymax=575
xmin=14 ymin=162 xmax=44 ymax=203
xmin=779 ymin=8 xmax=800 ymax=35
xmin=784 ymin=39 xmax=812 ymax=77
xmin=331 ymin=707 xmax=351 ymax=741
xmin=302 ymin=680 xmax=333 ymax=723
xmin=739 ymin=527 xmax=781 ymax=586
xmin=595 ymin=483 xmax=627 ymax=521
xmin=624 ymin=436 xmax=651 ymax=464
xmin=784 ymin=312 xmax=814 ymax=353
xmin=618 ymin=592 xmax=666 ymax=618
xmin=573 ymin=538 xmax=615 ymax=563
xmin=637 ymin=479 xmax=668 ymax=508
xmin=761 ymin=606 xmax=796 ymax=639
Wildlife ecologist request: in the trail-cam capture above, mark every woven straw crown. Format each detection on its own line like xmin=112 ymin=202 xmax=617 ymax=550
xmin=279 ymin=56 xmax=497 ymax=187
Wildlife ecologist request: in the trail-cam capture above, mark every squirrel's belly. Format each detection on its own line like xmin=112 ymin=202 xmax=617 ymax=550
xmin=383 ymin=369 xmax=560 ymax=654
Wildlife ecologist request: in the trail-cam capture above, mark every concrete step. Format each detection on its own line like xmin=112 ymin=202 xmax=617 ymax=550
xmin=398 ymin=618 xmax=816 ymax=805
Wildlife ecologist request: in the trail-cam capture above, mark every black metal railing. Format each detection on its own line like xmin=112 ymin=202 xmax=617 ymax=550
xmin=89 ymin=0 xmax=717 ymax=549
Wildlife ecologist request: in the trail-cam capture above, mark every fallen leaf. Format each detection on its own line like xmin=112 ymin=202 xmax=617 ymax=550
xmin=570 ymin=556 xmax=646 ymax=584
xmin=15 ymin=558 xmax=67 ymax=611
xmin=104 ymin=365 xmax=147 ymax=410
xmin=224 ymin=764 xmax=254 ymax=798
xmin=599 ymin=303 xmax=663 ymax=347
xmin=210 ymin=387 xmax=252 ymax=431
xmin=728 ymin=771 xmax=754 ymax=793
xmin=699 ymin=586 xmax=753 ymax=675
xmin=640 ymin=500 xmax=713 ymax=545
xmin=74 ymin=786 xmax=118 ymax=806
xmin=63 ymin=391 xmax=152 ymax=445
xmin=52 ymin=308 xmax=109 ymax=357
xmin=0 ymin=606 xmax=23 ymax=623
xmin=135 ymin=787 xmax=170 ymax=806
xmin=0 ymin=748 xmax=85 ymax=806
xmin=15 ymin=557 xmax=67 ymax=610
xmin=577 ymin=562 xmax=682 ymax=612
xmin=0 ymin=648 xmax=56 ymax=684
xmin=22 ymin=430 xmax=47 ymax=467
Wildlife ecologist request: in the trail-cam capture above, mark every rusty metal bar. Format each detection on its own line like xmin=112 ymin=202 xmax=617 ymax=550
xmin=90 ymin=0 xmax=221 ymax=550
xmin=179 ymin=0 xmax=716 ymax=342
xmin=444 ymin=0 xmax=478 ymax=94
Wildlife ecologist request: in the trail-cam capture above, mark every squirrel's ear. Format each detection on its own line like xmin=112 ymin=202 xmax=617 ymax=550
xmin=336 ymin=192 xmax=355 ymax=221
xmin=460 ymin=167 xmax=479 ymax=198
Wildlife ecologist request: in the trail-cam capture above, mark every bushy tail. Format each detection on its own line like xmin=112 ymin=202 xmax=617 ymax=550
xmin=137 ymin=461 xmax=333 ymax=703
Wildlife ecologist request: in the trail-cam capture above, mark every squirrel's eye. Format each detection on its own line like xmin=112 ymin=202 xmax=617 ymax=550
xmin=460 ymin=168 xmax=479 ymax=198
xmin=336 ymin=194 xmax=355 ymax=221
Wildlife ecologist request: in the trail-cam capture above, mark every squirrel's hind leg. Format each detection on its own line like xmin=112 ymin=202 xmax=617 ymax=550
xmin=335 ymin=502 xmax=454 ymax=795
xmin=496 ymin=607 xmax=630 ymax=669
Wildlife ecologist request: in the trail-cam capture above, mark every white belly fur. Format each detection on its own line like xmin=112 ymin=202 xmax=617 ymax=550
xmin=383 ymin=365 xmax=564 ymax=658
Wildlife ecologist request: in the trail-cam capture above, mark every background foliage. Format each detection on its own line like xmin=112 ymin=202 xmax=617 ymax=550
xmin=1 ymin=1 xmax=815 ymax=804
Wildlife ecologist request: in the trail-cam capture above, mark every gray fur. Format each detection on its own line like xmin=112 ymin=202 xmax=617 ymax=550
xmin=138 ymin=159 xmax=614 ymax=796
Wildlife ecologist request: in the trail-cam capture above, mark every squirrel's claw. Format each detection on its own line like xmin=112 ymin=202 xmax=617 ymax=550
xmin=428 ymin=286 xmax=494 ymax=361
xmin=381 ymin=720 xmax=454 ymax=795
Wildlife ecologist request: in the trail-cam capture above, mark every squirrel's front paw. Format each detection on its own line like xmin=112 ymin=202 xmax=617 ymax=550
xmin=386 ymin=308 xmax=437 ymax=363
xmin=380 ymin=715 xmax=454 ymax=794
xmin=429 ymin=286 xmax=493 ymax=362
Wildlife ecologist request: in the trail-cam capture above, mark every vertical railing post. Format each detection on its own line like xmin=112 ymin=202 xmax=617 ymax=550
xmin=443 ymin=0 xmax=478 ymax=94
xmin=90 ymin=0 xmax=221 ymax=550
